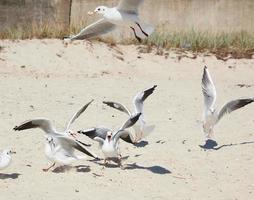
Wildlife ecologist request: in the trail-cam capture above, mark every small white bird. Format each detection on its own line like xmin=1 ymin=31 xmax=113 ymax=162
xmin=64 ymin=0 xmax=154 ymax=42
xmin=103 ymin=85 xmax=157 ymax=143
xmin=91 ymin=113 xmax=141 ymax=167
xmin=201 ymin=66 xmax=254 ymax=145
xmin=43 ymin=136 xmax=96 ymax=172
xmin=0 ymin=150 xmax=16 ymax=170
xmin=13 ymin=100 xmax=98 ymax=171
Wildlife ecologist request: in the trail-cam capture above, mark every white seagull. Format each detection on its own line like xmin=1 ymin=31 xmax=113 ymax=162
xmin=13 ymin=100 xmax=98 ymax=171
xmin=0 ymin=150 xmax=16 ymax=170
xmin=43 ymin=135 xmax=97 ymax=172
xmin=202 ymin=66 xmax=254 ymax=143
xmin=64 ymin=0 xmax=154 ymax=42
xmin=85 ymin=113 xmax=141 ymax=167
xmin=103 ymin=85 xmax=157 ymax=143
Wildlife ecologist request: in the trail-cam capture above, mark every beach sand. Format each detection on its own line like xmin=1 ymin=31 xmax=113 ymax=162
xmin=0 ymin=39 xmax=254 ymax=200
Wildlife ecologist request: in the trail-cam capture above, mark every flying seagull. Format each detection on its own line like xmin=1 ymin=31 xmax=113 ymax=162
xmin=201 ymin=66 xmax=254 ymax=148
xmin=64 ymin=0 xmax=154 ymax=42
xmin=13 ymin=100 xmax=98 ymax=170
xmin=103 ymin=85 xmax=157 ymax=143
xmin=81 ymin=113 xmax=141 ymax=167
xmin=0 ymin=150 xmax=16 ymax=170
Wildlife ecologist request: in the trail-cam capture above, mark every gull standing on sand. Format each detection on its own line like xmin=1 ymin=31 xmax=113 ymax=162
xmin=80 ymin=113 xmax=141 ymax=167
xmin=13 ymin=100 xmax=98 ymax=171
xmin=0 ymin=150 xmax=16 ymax=170
xmin=103 ymin=85 xmax=157 ymax=143
xmin=201 ymin=66 xmax=254 ymax=147
xmin=64 ymin=0 xmax=154 ymax=42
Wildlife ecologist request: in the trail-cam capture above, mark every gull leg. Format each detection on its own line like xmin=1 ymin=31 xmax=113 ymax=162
xmin=130 ymin=27 xmax=142 ymax=42
xmin=102 ymin=158 xmax=108 ymax=170
xmin=118 ymin=154 xmax=124 ymax=169
xmin=42 ymin=163 xmax=55 ymax=172
xmin=135 ymin=22 xmax=149 ymax=37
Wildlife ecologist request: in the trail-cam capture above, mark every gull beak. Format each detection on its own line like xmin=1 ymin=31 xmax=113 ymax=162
xmin=87 ymin=11 xmax=95 ymax=16
xmin=10 ymin=151 xmax=16 ymax=154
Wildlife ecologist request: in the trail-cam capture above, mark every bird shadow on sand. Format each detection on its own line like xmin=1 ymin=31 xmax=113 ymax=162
xmin=75 ymin=165 xmax=91 ymax=173
xmin=0 ymin=173 xmax=21 ymax=179
xmin=134 ymin=141 xmax=149 ymax=148
xmin=199 ymin=139 xmax=254 ymax=150
xmin=52 ymin=165 xmax=91 ymax=173
xmin=124 ymin=163 xmax=171 ymax=175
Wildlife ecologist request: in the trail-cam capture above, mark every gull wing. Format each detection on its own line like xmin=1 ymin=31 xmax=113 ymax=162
xmin=119 ymin=113 xmax=142 ymax=131
xmin=117 ymin=0 xmax=144 ymax=14
xmin=202 ymin=66 xmax=217 ymax=113
xmin=78 ymin=127 xmax=110 ymax=140
xmin=13 ymin=118 xmax=56 ymax=134
xmin=217 ymin=98 xmax=254 ymax=122
xmin=133 ymin=85 xmax=157 ymax=113
xmin=103 ymin=101 xmax=132 ymax=116
xmin=66 ymin=19 xmax=115 ymax=41
xmin=65 ymin=100 xmax=94 ymax=131
xmin=56 ymin=136 xmax=98 ymax=159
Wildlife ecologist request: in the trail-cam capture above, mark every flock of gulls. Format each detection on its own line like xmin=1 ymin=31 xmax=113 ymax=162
xmin=1 ymin=0 xmax=254 ymax=172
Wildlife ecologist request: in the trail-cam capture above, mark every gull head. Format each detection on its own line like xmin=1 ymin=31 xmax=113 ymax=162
xmin=88 ymin=6 xmax=108 ymax=16
xmin=106 ymin=131 xmax=113 ymax=142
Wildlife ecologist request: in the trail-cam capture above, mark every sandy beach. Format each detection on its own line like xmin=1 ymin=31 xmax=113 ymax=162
xmin=0 ymin=39 xmax=254 ymax=200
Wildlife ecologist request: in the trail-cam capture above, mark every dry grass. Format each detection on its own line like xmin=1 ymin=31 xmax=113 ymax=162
xmin=140 ymin=30 xmax=254 ymax=59
xmin=0 ymin=23 xmax=253 ymax=59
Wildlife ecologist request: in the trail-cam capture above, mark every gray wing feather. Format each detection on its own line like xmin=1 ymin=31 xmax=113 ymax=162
xmin=57 ymin=136 xmax=98 ymax=159
xmin=133 ymin=85 xmax=157 ymax=113
xmin=217 ymin=98 xmax=254 ymax=122
xmin=103 ymin=101 xmax=131 ymax=116
xmin=13 ymin=118 xmax=55 ymax=134
xmin=202 ymin=66 xmax=217 ymax=112
xmin=65 ymin=100 xmax=94 ymax=131
xmin=79 ymin=127 xmax=110 ymax=140
xmin=120 ymin=113 xmax=142 ymax=130
xmin=117 ymin=0 xmax=144 ymax=14
xmin=68 ymin=19 xmax=115 ymax=41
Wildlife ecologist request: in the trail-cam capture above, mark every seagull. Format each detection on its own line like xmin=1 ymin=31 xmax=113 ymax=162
xmin=13 ymin=100 xmax=98 ymax=171
xmin=0 ymin=150 xmax=16 ymax=170
xmin=64 ymin=0 xmax=154 ymax=42
xmin=81 ymin=113 xmax=141 ymax=167
xmin=201 ymin=66 xmax=254 ymax=147
xmin=43 ymin=135 xmax=97 ymax=172
xmin=103 ymin=85 xmax=157 ymax=143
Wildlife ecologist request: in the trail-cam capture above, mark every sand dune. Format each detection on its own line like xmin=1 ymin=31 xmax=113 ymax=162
xmin=0 ymin=39 xmax=254 ymax=200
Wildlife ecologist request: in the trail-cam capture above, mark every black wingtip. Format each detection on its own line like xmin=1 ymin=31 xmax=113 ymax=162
xmin=13 ymin=126 xmax=19 ymax=131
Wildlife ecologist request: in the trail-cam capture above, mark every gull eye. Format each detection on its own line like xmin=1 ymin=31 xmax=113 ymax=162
xmin=98 ymin=8 xmax=101 ymax=11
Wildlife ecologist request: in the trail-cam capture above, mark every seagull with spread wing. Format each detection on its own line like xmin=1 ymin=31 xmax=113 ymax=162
xmin=201 ymin=66 xmax=254 ymax=147
xmin=64 ymin=0 xmax=154 ymax=42
xmin=103 ymin=85 xmax=157 ymax=143
xmin=80 ymin=113 xmax=141 ymax=168
xmin=13 ymin=100 xmax=98 ymax=171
